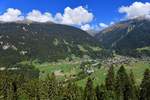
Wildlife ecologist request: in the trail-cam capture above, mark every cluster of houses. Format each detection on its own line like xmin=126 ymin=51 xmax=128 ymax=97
xmin=102 ymin=56 xmax=138 ymax=67
xmin=80 ymin=60 xmax=101 ymax=75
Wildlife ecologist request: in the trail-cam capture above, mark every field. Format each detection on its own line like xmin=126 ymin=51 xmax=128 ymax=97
xmin=77 ymin=60 xmax=150 ymax=87
xmin=26 ymin=59 xmax=150 ymax=87
xmin=35 ymin=61 xmax=81 ymax=80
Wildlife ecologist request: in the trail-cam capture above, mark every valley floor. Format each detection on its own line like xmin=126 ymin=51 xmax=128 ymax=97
xmin=22 ymin=56 xmax=150 ymax=87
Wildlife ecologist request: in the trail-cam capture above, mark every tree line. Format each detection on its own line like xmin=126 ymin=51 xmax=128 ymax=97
xmin=0 ymin=66 xmax=149 ymax=100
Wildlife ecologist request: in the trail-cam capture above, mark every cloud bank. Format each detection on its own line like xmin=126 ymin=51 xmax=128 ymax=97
xmin=119 ymin=2 xmax=150 ymax=19
xmin=0 ymin=6 xmax=93 ymax=26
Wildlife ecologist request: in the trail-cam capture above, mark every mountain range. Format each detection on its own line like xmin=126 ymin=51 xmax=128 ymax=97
xmin=0 ymin=17 xmax=150 ymax=67
xmin=95 ymin=18 xmax=150 ymax=57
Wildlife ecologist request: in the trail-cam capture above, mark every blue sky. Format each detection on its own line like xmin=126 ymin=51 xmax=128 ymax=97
xmin=0 ymin=0 xmax=150 ymax=30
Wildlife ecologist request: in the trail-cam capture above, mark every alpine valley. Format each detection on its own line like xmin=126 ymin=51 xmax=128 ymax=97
xmin=0 ymin=19 xmax=150 ymax=100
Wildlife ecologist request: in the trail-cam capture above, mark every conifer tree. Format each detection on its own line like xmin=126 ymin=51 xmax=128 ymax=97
xmin=11 ymin=74 xmax=25 ymax=100
xmin=105 ymin=66 xmax=116 ymax=99
xmin=139 ymin=69 xmax=150 ymax=100
xmin=12 ymin=81 xmax=18 ymax=100
xmin=95 ymin=84 xmax=108 ymax=100
xmin=24 ymin=79 xmax=41 ymax=100
xmin=42 ymin=73 xmax=58 ymax=100
xmin=0 ymin=71 xmax=12 ymax=100
xmin=129 ymin=70 xmax=138 ymax=100
xmin=62 ymin=82 xmax=82 ymax=100
xmin=105 ymin=66 xmax=115 ymax=91
xmin=84 ymin=77 xmax=97 ymax=100
xmin=115 ymin=66 xmax=134 ymax=100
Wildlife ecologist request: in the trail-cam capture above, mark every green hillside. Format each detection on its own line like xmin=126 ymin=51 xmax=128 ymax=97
xmin=0 ymin=22 xmax=109 ymax=67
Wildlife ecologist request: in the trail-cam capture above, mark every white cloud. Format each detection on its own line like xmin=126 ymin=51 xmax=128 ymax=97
xmin=81 ymin=24 xmax=100 ymax=31
xmin=81 ymin=22 xmax=110 ymax=32
xmin=81 ymin=24 xmax=91 ymax=31
xmin=110 ymin=21 xmax=114 ymax=25
xmin=0 ymin=8 xmax=24 ymax=22
xmin=80 ymin=23 xmax=111 ymax=36
xmin=119 ymin=2 xmax=150 ymax=19
xmin=54 ymin=13 xmax=63 ymax=22
xmin=80 ymin=24 xmax=99 ymax=36
xmin=26 ymin=10 xmax=54 ymax=22
xmin=99 ymin=23 xmax=108 ymax=28
xmin=56 ymin=6 xmax=94 ymax=25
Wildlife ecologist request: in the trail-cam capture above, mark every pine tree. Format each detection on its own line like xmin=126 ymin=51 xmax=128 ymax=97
xmin=84 ymin=77 xmax=97 ymax=100
xmin=95 ymin=84 xmax=108 ymax=100
xmin=105 ymin=66 xmax=116 ymax=100
xmin=42 ymin=73 xmax=58 ymax=100
xmin=0 ymin=71 xmax=12 ymax=100
xmin=129 ymin=70 xmax=138 ymax=100
xmin=139 ymin=69 xmax=150 ymax=100
xmin=24 ymin=79 xmax=41 ymax=100
xmin=11 ymin=74 xmax=25 ymax=100
xmin=115 ymin=65 xmax=134 ymax=100
xmin=105 ymin=66 xmax=115 ymax=91
xmin=12 ymin=81 xmax=18 ymax=100
xmin=62 ymin=82 xmax=82 ymax=100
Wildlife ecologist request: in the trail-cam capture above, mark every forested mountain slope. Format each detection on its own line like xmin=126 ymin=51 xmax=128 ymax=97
xmin=95 ymin=18 xmax=150 ymax=57
xmin=0 ymin=22 xmax=108 ymax=66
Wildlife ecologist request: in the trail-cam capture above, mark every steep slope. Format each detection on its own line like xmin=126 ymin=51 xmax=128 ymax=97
xmin=0 ymin=22 xmax=107 ymax=66
xmin=95 ymin=18 xmax=150 ymax=57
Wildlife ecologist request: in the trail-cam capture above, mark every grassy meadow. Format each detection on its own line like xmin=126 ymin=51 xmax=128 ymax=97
xmin=21 ymin=59 xmax=150 ymax=87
